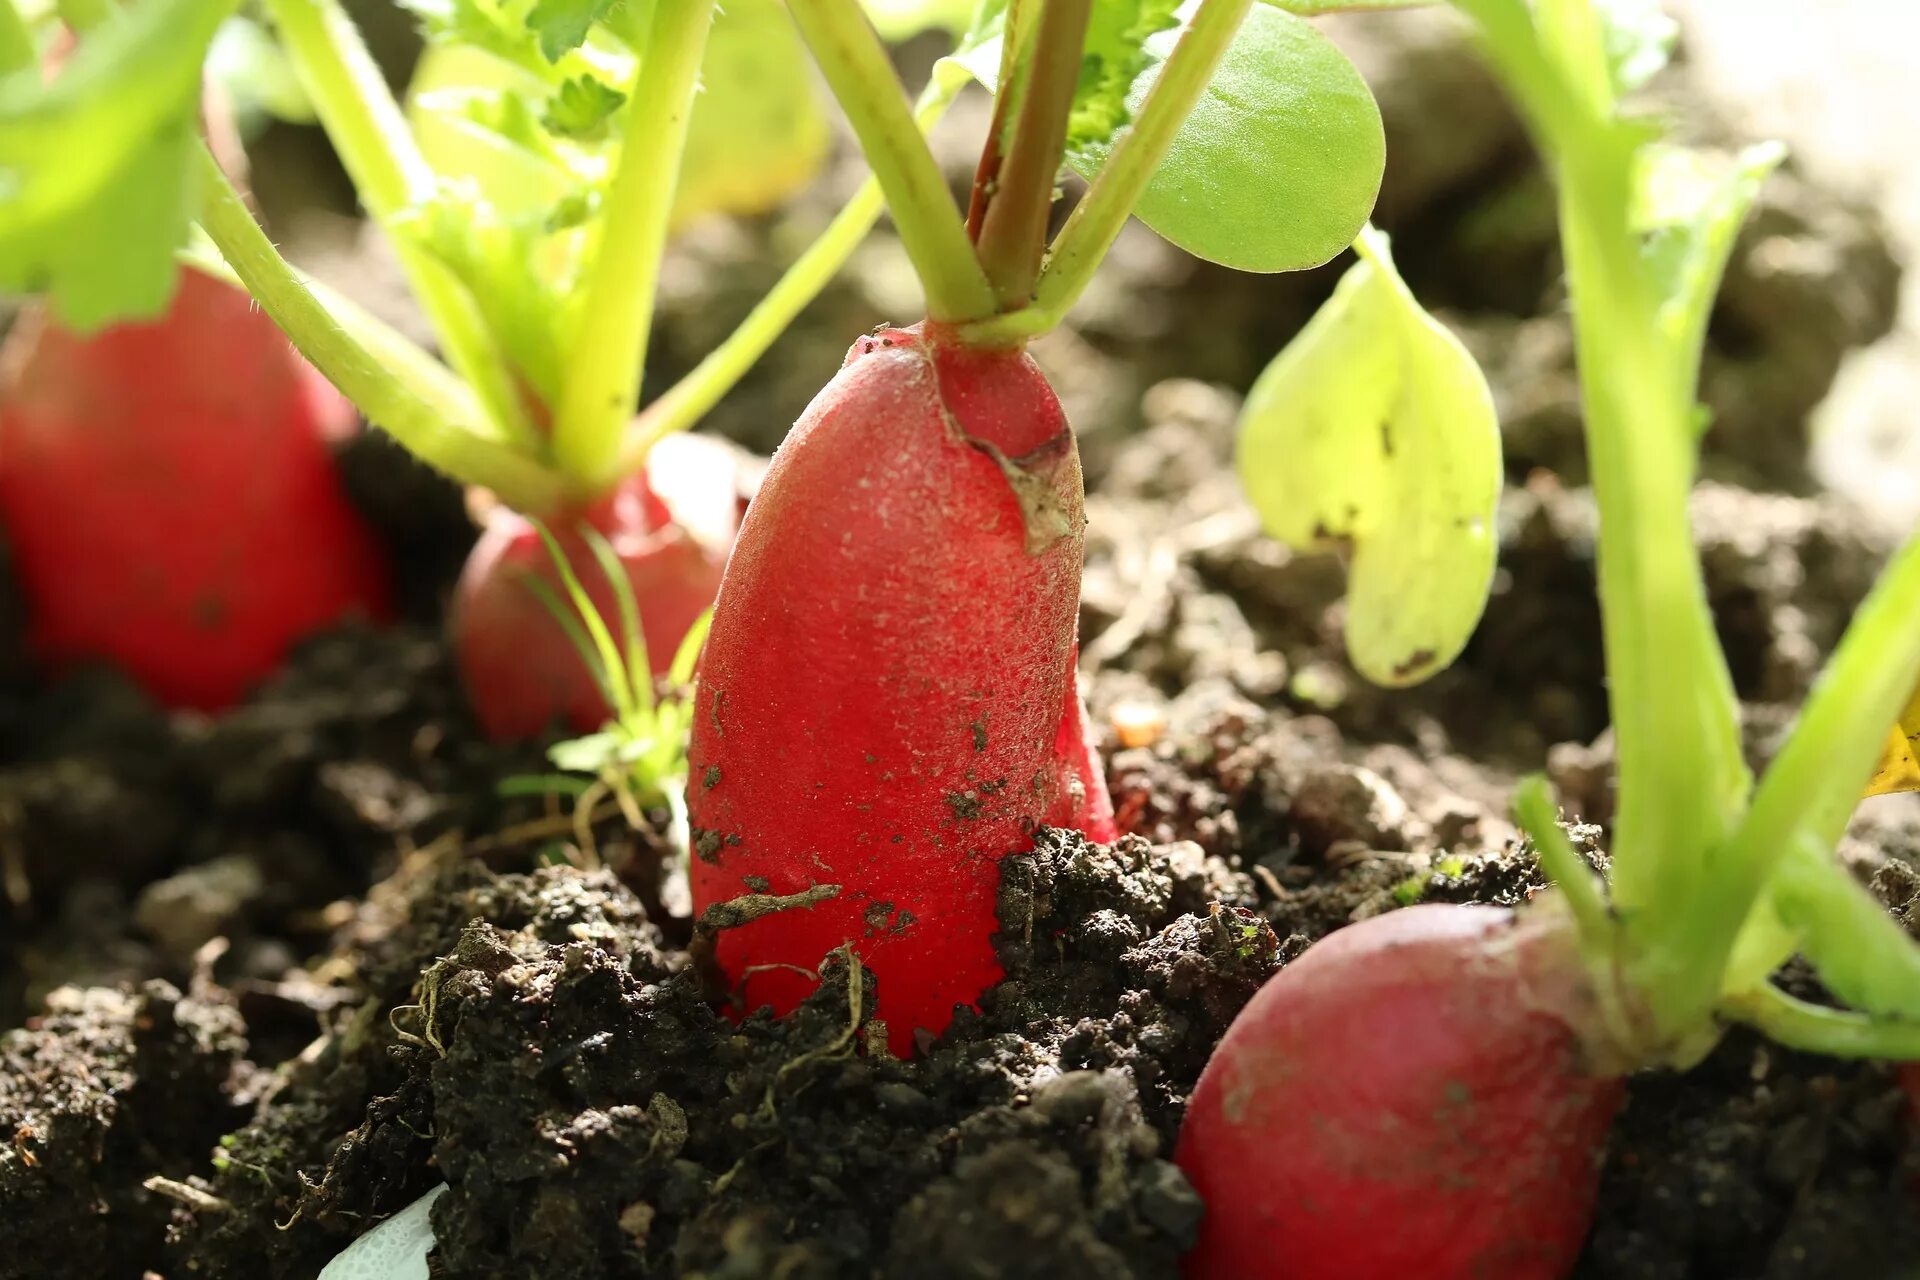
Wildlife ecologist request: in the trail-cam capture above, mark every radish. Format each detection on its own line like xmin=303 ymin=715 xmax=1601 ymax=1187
xmin=684 ymin=0 xmax=1383 ymax=1052
xmin=452 ymin=434 xmax=741 ymax=739
xmin=686 ymin=324 xmax=1114 ymax=1052
xmin=0 ymin=267 xmax=391 ymax=709
xmin=1176 ymin=904 xmax=1623 ymax=1279
xmin=1175 ymin=2 xmax=1920 ymax=1274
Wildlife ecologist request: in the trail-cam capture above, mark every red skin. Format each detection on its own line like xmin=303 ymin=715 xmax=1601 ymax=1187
xmin=0 ymin=269 xmax=391 ymax=710
xmin=1177 ymin=903 xmax=1624 ymax=1280
xmin=452 ymin=433 xmax=741 ymax=740
xmin=687 ymin=324 xmax=1115 ymax=1056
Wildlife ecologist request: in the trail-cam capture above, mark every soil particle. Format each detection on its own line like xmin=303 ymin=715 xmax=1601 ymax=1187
xmin=1579 ymin=1033 xmax=1920 ymax=1280
xmin=0 ymin=979 xmax=251 ymax=1280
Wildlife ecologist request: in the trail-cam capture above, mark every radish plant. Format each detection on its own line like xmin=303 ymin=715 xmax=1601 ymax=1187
xmin=1 ymin=0 xmax=883 ymax=731
xmin=496 ymin=521 xmax=713 ymax=865
xmin=682 ymin=0 xmax=1453 ymax=1057
xmin=1178 ymin=3 xmax=1920 ymax=1276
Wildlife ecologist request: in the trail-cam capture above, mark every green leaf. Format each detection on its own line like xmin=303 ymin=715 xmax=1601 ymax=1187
xmin=549 ymin=729 xmax=626 ymax=773
xmin=1634 ymin=140 xmax=1784 ymax=398
xmin=0 ymin=0 xmax=238 ymax=329
xmin=543 ymin=72 xmax=625 ymax=138
xmin=1065 ymin=0 xmax=1181 ymax=154
xmin=1594 ymin=0 xmax=1677 ymax=95
xmin=672 ymin=0 xmax=828 ymax=227
xmin=527 ymin=0 xmax=615 ymax=61
xmin=1236 ymin=228 xmax=1502 ymax=686
xmin=861 ymin=0 xmax=976 ymax=39
xmin=959 ymin=1 xmax=1384 ymax=272
xmin=207 ymin=15 xmax=317 ymax=127
xmin=1259 ymin=0 xmax=1437 ymax=10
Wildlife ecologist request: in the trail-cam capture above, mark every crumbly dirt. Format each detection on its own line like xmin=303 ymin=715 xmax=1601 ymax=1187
xmin=3 ymin=16 xmax=1919 ymax=1280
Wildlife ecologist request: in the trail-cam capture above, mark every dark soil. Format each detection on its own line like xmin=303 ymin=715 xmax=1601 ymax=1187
xmin=4 ymin=14 xmax=1920 ymax=1280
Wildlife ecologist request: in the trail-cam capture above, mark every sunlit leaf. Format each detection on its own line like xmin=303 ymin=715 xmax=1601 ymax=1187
xmin=0 ymin=0 xmax=238 ymax=329
xmin=527 ymin=0 xmax=616 ymax=61
xmin=861 ymin=0 xmax=975 ymax=39
xmin=672 ymin=0 xmax=828 ymax=228
xmin=1237 ymin=228 xmax=1501 ymax=685
xmin=959 ymin=1 xmax=1383 ymax=273
xmin=207 ymin=15 xmax=316 ymax=127
xmin=1634 ymin=139 xmax=1784 ymax=398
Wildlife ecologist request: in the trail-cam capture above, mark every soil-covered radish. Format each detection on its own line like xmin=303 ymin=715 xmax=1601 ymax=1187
xmin=687 ymin=324 xmax=1114 ymax=1055
xmin=1176 ymin=903 xmax=1624 ymax=1280
xmin=451 ymin=433 xmax=742 ymax=740
xmin=0 ymin=269 xmax=392 ymax=709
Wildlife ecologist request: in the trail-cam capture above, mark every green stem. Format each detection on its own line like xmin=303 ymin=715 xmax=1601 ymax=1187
xmin=0 ymin=0 xmax=33 ymax=74
xmin=965 ymin=0 xmax=1252 ymax=344
xmin=1453 ymin=0 xmax=1749 ymax=1049
xmin=787 ymin=0 xmax=995 ymax=323
xmin=621 ymin=70 xmax=965 ymax=468
xmin=549 ymin=0 xmax=715 ymax=493
xmin=195 ymin=146 xmax=568 ymax=513
xmin=1511 ymin=775 xmax=1611 ymax=943
xmin=1704 ymin=525 xmax=1920 ymax=967
xmin=262 ymin=0 xmax=532 ymax=448
xmin=971 ymin=0 xmax=1090 ymax=309
xmin=1718 ymin=984 xmax=1920 ymax=1061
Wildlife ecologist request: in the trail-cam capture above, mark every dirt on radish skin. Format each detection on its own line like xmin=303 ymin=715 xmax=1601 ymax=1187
xmin=451 ymin=434 xmax=741 ymax=741
xmin=0 ymin=270 xmax=392 ymax=710
xmin=688 ymin=325 xmax=1115 ymax=1056
xmin=1176 ymin=901 xmax=1624 ymax=1280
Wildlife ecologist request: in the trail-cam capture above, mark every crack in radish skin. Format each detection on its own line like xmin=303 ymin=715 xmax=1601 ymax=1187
xmin=688 ymin=325 xmax=1114 ymax=1057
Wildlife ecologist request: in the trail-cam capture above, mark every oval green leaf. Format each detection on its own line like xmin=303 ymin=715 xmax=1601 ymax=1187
xmin=1237 ymin=229 xmax=1502 ymax=685
xmin=1070 ymin=3 xmax=1384 ymax=273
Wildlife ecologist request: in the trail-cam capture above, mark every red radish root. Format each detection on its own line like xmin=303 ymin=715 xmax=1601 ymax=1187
xmin=452 ymin=434 xmax=742 ymax=740
xmin=1176 ymin=903 xmax=1624 ymax=1280
xmin=0 ymin=270 xmax=391 ymax=709
xmin=687 ymin=324 xmax=1114 ymax=1056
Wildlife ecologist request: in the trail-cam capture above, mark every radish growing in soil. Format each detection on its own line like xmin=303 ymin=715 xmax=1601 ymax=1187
xmin=1177 ymin=2 xmax=1920 ymax=1275
xmin=0 ymin=0 xmax=886 ymax=737
xmin=687 ymin=0 xmax=1400 ymax=1053
xmin=0 ymin=266 xmax=391 ymax=709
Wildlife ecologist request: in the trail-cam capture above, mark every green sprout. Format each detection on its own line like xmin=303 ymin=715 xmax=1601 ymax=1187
xmin=498 ymin=522 xmax=711 ymax=865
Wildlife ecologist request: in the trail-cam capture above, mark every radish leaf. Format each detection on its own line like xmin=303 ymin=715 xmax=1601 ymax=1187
xmin=527 ymin=0 xmax=617 ymax=60
xmin=1236 ymin=227 xmax=1500 ymax=686
xmin=674 ymin=0 xmax=829 ymax=227
xmin=956 ymin=1 xmax=1383 ymax=272
xmin=0 ymin=0 xmax=237 ymax=330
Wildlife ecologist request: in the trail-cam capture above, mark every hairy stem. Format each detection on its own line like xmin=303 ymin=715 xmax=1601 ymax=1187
xmin=549 ymin=0 xmax=715 ymax=494
xmin=971 ymin=0 xmax=1089 ymax=308
xmin=195 ymin=147 xmax=568 ymax=512
xmin=263 ymin=0 xmax=532 ymax=447
xmin=787 ymin=0 xmax=995 ymax=323
xmin=621 ymin=70 xmax=965 ymax=467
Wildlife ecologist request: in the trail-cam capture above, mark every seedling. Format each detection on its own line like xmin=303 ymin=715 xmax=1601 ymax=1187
xmin=685 ymin=0 xmax=1414 ymax=1055
xmin=0 ymin=0 xmax=904 ymax=732
xmin=1178 ymin=3 xmax=1920 ymax=1276
xmin=497 ymin=521 xmax=712 ymax=864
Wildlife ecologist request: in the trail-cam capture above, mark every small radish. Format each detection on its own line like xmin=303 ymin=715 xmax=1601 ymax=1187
xmin=687 ymin=325 xmax=1114 ymax=1054
xmin=451 ymin=433 xmax=741 ymax=740
xmin=0 ymin=268 xmax=392 ymax=709
xmin=1176 ymin=904 xmax=1624 ymax=1280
